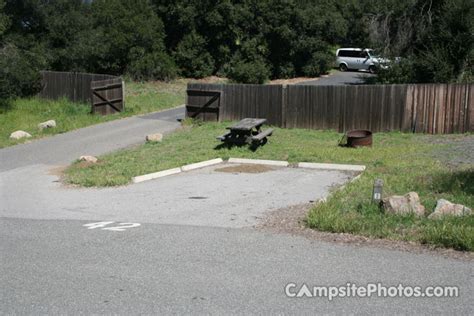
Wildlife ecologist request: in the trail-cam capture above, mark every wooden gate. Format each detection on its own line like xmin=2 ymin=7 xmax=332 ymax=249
xmin=186 ymin=89 xmax=221 ymax=121
xmin=91 ymin=78 xmax=124 ymax=115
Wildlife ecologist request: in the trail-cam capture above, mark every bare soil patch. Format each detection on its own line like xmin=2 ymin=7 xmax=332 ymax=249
xmin=48 ymin=165 xmax=67 ymax=178
xmin=256 ymin=203 xmax=474 ymax=261
xmin=184 ymin=76 xmax=228 ymax=84
xmin=215 ymin=164 xmax=275 ymax=173
xmin=73 ymin=160 xmax=102 ymax=169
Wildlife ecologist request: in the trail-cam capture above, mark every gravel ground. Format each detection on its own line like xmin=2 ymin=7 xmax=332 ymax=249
xmin=424 ymin=134 xmax=474 ymax=168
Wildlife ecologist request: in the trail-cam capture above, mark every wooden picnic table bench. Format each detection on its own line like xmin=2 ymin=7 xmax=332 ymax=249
xmin=217 ymin=118 xmax=273 ymax=146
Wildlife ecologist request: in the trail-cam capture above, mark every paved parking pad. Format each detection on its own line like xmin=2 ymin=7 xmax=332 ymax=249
xmin=0 ymin=163 xmax=355 ymax=228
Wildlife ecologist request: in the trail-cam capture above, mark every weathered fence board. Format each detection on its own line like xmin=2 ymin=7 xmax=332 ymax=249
xmin=406 ymin=84 xmax=472 ymax=134
xmin=186 ymin=82 xmax=473 ymax=134
xmin=39 ymin=71 xmax=124 ymax=115
xmin=91 ymin=78 xmax=124 ymax=115
xmin=39 ymin=71 xmax=118 ymax=103
xmin=186 ymin=83 xmax=223 ymax=121
xmin=187 ymin=83 xmax=283 ymax=125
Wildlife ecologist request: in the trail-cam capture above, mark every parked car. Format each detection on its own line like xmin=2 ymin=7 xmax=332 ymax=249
xmin=336 ymin=48 xmax=388 ymax=73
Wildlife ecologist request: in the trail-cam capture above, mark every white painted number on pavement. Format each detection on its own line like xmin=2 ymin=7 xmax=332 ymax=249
xmin=83 ymin=221 xmax=141 ymax=232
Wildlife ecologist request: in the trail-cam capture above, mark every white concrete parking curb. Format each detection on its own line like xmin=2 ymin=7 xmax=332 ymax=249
xmin=228 ymin=158 xmax=289 ymax=167
xmin=132 ymin=168 xmax=182 ymax=184
xmin=132 ymin=158 xmax=225 ymax=184
xmin=297 ymin=162 xmax=366 ymax=172
xmin=132 ymin=158 xmax=365 ymax=184
xmin=181 ymin=158 xmax=223 ymax=172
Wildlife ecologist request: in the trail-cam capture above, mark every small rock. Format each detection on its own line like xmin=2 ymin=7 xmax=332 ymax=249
xmin=9 ymin=130 xmax=32 ymax=140
xmin=428 ymin=199 xmax=472 ymax=219
xmin=383 ymin=192 xmax=425 ymax=216
xmin=79 ymin=155 xmax=98 ymax=163
xmin=146 ymin=133 xmax=163 ymax=142
xmin=38 ymin=119 xmax=56 ymax=130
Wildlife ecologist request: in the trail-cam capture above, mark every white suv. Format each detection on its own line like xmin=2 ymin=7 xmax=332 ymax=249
xmin=336 ymin=48 xmax=385 ymax=74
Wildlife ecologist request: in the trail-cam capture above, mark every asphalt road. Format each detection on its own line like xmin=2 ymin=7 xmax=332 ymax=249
xmin=1 ymin=106 xmax=472 ymax=314
xmin=298 ymin=70 xmax=375 ymax=86
xmin=0 ymin=106 xmax=184 ymax=171
xmin=2 ymin=218 xmax=471 ymax=314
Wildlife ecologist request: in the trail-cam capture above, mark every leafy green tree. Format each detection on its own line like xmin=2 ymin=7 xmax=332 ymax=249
xmin=127 ymin=47 xmax=177 ymax=81
xmin=0 ymin=0 xmax=9 ymax=39
xmin=0 ymin=44 xmax=45 ymax=100
xmin=3 ymin=0 xmax=95 ymax=71
xmin=91 ymin=0 xmax=171 ymax=77
xmin=1 ymin=1 xmax=46 ymax=101
xmin=41 ymin=0 xmax=100 ymax=71
xmin=416 ymin=0 xmax=473 ymax=83
xmin=227 ymin=57 xmax=270 ymax=84
xmin=373 ymin=0 xmax=473 ymax=83
xmin=292 ymin=1 xmax=346 ymax=76
xmin=3 ymin=0 xmax=470 ymax=85
xmin=172 ymin=30 xmax=215 ymax=78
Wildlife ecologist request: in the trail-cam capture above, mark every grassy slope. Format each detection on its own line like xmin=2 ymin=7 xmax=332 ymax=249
xmin=0 ymin=80 xmax=186 ymax=148
xmin=64 ymin=122 xmax=473 ymax=250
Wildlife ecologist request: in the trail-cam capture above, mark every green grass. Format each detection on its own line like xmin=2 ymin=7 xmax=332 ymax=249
xmin=63 ymin=121 xmax=474 ymax=250
xmin=0 ymin=80 xmax=186 ymax=148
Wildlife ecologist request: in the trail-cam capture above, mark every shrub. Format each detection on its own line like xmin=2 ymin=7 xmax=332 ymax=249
xmin=227 ymin=57 xmax=270 ymax=84
xmin=173 ymin=31 xmax=215 ymax=78
xmin=127 ymin=48 xmax=177 ymax=81
xmin=301 ymin=51 xmax=333 ymax=77
xmin=275 ymin=62 xmax=296 ymax=79
xmin=375 ymin=58 xmax=416 ymax=84
xmin=0 ymin=44 xmax=44 ymax=100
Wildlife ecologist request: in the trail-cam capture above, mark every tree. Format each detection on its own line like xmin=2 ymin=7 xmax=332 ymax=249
xmin=0 ymin=44 xmax=45 ymax=100
xmin=2 ymin=0 xmax=470 ymax=85
xmin=172 ymin=30 xmax=215 ymax=78
xmin=127 ymin=47 xmax=177 ymax=81
xmin=40 ymin=0 xmax=100 ymax=72
xmin=0 ymin=0 xmax=9 ymax=39
xmin=91 ymin=0 xmax=173 ymax=78
xmin=0 ymin=0 xmax=45 ymax=101
xmin=372 ymin=0 xmax=474 ymax=83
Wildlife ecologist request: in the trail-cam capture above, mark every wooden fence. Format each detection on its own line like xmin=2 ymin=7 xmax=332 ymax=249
xmin=91 ymin=78 xmax=124 ymax=115
xmin=186 ymin=83 xmax=473 ymax=134
xmin=39 ymin=71 xmax=124 ymax=115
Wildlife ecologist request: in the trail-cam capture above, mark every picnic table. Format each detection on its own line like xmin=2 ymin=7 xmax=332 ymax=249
xmin=217 ymin=118 xmax=273 ymax=146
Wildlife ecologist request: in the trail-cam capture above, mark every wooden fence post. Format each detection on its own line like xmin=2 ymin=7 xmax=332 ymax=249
xmin=281 ymin=84 xmax=287 ymax=127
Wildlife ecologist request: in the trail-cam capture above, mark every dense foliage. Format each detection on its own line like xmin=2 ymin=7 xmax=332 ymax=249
xmin=0 ymin=0 xmax=472 ymax=99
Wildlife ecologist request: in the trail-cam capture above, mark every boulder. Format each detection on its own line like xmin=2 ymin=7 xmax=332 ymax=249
xmin=9 ymin=130 xmax=32 ymax=140
xmin=79 ymin=155 xmax=98 ymax=163
xmin=146 ymin=133 xmax=163 ymax=142
xmin=382 ymin=192 xmax=425 ymax=216
xmin=38 ymin=119 xmax=56 ymax=130
xmin=428 ymin=199 xmax=472 ymax=219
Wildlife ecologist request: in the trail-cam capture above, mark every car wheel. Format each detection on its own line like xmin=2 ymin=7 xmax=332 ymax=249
xmin=339 ymin=64 xmax=348 ymax=72
xmin=369 ymin=65 xmax=377 ymax=74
